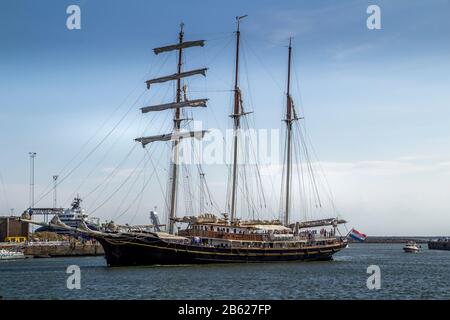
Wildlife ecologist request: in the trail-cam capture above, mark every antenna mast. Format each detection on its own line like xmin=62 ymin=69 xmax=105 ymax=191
xmin=28 ymin=152 xmax=36 ymax=210
xmin=49 ymin=175 xmax=58 ymax=223
xmin=53 ymin=175 xmax=58 ymax=207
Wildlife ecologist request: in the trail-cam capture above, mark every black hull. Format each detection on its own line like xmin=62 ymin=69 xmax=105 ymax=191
xmin=95 ymin=234 xmax=346 ymax=267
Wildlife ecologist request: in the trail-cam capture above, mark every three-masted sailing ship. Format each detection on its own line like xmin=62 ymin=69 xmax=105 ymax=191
xmin=25 ymin=17 xmax=347 ymax=266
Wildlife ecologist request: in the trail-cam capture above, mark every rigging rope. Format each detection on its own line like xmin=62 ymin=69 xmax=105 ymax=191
xmin=113 ymin=148 xmax=151 ymax=219
xmin=63 ymin=112 xmax=142 ymax=206
xmin=34 ymin=88 xmax=147 ymax=207
xmin=89 ymin=153 xmax=148 ymax=215
xmin=33 ymin=49 xmax=175 ymax=207
xmin=113 ymin=143 xmax=167 ymax=222
xmin=33 ymin=52 xmax=168 ymax=207
xmin=146 ymin=147 xmax=170 ymax=216
xmin=86 ymin=106 xmax=171 ymax=210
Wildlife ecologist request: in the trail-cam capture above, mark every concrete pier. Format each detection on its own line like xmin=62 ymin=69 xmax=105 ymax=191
xmin=0 ymin=241 xmax=104 ymax=258
xmin=23 ymin=242 xmax=104 ymax=258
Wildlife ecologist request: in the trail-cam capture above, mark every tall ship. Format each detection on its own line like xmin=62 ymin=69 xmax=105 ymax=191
xmin=25 ymin=17 xmax=348 ymax=266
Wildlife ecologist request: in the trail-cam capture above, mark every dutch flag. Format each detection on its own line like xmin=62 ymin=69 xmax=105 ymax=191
xmin=348 ymin=228 xmax=367 ymax=242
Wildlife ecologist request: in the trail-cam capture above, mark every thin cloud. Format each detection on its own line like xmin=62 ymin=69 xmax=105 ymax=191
xmin=250 ymin=0 xmax=363 ymax=43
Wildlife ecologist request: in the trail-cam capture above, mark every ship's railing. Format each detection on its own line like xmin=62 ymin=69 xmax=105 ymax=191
xmin=180 ymin=229 xmax=338 ymax=242
xmin=179 ymin=229 xmax=264 ymax=241
xmin=26 ymin=241 xmax=71 ymax=246
xmin=179 ymin=237 xmax=340 ymax=250
xmin=296 ymin=230 xmax=337 ymax=239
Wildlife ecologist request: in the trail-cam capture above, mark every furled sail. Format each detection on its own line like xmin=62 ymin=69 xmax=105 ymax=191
xmin=49 ymin=215 xmax=71 ymax=230
xmin=294 ymin=218 xmax=347 ymax=229
xmin=153 ymin=40 xmax=205 ymax=55
xmin=135 ymin=130 xmax=208 ymax=147
xmin=141 ymin=99 xmax=208 ymax=113
xmin=145 ymin=68 xmax=208 ymax=89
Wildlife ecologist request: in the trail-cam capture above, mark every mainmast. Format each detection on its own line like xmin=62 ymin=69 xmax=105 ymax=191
xmin=230 ymin=15 xmax=247 ymax=224
xmin=284 ymin=38 xmax=293 ymax=226
xmin=136 ymin=23 xmax=208 ymax=234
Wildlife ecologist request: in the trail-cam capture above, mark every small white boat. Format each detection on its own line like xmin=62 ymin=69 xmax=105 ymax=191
xmin=403 ymin=241 xmax=420 ymax=253
xmin=0 ymin=249 xmax=25 ymax=260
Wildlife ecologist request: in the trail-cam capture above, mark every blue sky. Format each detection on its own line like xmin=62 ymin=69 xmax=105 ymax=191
xmin=1 ymin=0 xmax=450 ymax=235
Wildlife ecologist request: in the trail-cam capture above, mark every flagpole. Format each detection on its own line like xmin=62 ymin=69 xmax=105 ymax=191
xmin=344 ymin=229 xmax=353 ymax=239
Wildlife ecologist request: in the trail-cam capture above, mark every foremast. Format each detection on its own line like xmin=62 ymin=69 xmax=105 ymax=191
xmin=136 ymin=23 xmax=208 ymax=234
xmin=169 ymin=23 xmax=184 ymax=235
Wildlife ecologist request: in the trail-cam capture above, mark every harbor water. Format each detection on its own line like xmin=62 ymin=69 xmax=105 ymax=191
xmin=1 ymin=243 xmax=450 ymax=299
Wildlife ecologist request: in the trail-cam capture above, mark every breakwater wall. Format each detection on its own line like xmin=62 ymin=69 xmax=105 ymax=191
xmin=23 ymin=242 xmax=104 ymax=257
xmin=1 ymin=241 xmax=104 ymax=257
xmin=349 ymin=236 xmax=430 ymax=243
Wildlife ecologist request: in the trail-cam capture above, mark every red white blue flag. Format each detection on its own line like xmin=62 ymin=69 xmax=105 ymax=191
xmin=348 ymin=228 xmax=367 ymax=242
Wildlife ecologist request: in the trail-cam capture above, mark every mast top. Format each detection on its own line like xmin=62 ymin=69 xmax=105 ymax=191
xmin=180 ymin=22 xmax=184 ymax=34
xmin=236 ymin=15 xmax=248 ymax=32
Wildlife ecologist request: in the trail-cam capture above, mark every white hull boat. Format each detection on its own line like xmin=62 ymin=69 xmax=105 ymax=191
xmin=403 ymin=242 xmax=420 ymax=253
xmin=0 ymin=249 xmax=26 ymax=260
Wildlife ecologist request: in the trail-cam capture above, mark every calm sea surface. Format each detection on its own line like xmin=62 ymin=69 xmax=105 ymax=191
xmin=1 ymin=243 xmax=450 ymax=299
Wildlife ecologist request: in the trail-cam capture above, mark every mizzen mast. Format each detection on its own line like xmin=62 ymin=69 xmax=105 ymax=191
xmin=136 ymin=23 xmax=208 ymax=234
xmin=284 ymin=37 xmax=295 ymax=226
xmin=229 ymin=15 xmax=247 ymax=224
